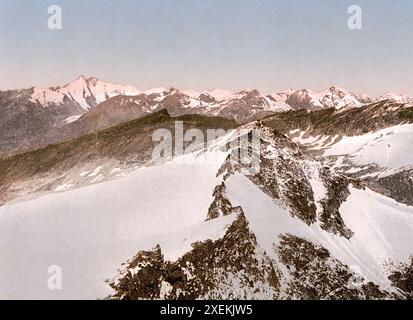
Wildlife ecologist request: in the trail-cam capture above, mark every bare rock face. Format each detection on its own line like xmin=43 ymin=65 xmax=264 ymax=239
xmin=109 ymin=245 xmax=165 ymax=300
xmin=388 ymin=258 xmax=413 ymax=299
xmin=0 ymin=89 xmax=77 ymax=157
xmin=199 ymin=93 xmax=216 ymax=104
xmin=216 ymin=90 xmax=275 ymax=123
xmin=216 ymin=124 xmax=353 ymax=237
xmin=276 ymin=234 xmax=390 ymax=299
xmin=206 ymin=182 xmax=236 ymax=220
xmin=286 ymin=89 xmax=322 ymax=111
xmin=264 ymin=100 xmax=413 ymax=137
xmin=318 ymin=167 xmax=354 ymax=239
xmin=366 ymin=168 xmax=413 ymax=206
xmin=47 ymin=94 xmax=153 ymax=143
xmin=109 ymin=216 xmax=401 ymax=300
xmin=109 ymin=213 xmax=280 ymax=300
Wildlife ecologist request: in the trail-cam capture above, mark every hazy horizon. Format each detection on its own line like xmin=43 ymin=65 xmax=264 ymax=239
xmin=1 ymin=0 xmax=413 ymax=96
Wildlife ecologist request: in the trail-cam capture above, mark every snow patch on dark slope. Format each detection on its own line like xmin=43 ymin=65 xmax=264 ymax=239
xmin=290 ymin=123 xmax=413 ymax=206
xmin=261 ymin=101 xmax=413 ymax=206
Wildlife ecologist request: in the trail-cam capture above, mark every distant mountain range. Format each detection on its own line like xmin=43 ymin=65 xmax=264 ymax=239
xmin=26 ymin=75 xmax=413 ymax=112
xmin=1 ymin=76 xmax=412 ymax=157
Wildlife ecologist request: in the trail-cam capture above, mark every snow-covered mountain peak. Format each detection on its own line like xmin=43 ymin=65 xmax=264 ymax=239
xmin=271 ymin=89 xmax=295 ymax=102
xmin=142 ymin=86 xmax=167 ymax=95
xmin=180 ymin=88 xmax=201 ymax=97
xmin=326 ymin=85 xmax=346 ymax=92
xmin=237 ymin=89 xmax=263 ymax=98
xmin=378 ymin=92 xmax=413 ymax=104
xmin=283 ymin=86 xmax=369 ymax=110
xmin=63 ymin=75 xmax=99 ymax=90
xmin=26 ymin=76 xmax=413 ymax=125
xmin=206 ymin=88 xmax=237 ymax=101
xmin=30 ymin=76 xmax=142 ymax=111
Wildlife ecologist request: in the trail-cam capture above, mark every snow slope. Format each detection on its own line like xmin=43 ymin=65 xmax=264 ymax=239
xmin=225 ymin=174 xmax=413 ymax=290
xmin=206 ymin=88 xmax=237 ymax=101
xmin=63 ymin=115 xmax=83 ymax=124
xmin=323 ymin=124 xmax=413 ymax=169
xmin=291 ymin=124 xmax=413 ymax=171
xmin=0 ymin=151 xmax=231 ymax=299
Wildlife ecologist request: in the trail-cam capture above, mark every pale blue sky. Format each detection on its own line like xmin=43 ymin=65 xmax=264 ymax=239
xmin=0 ymin=0 xmax=412 ymax=95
